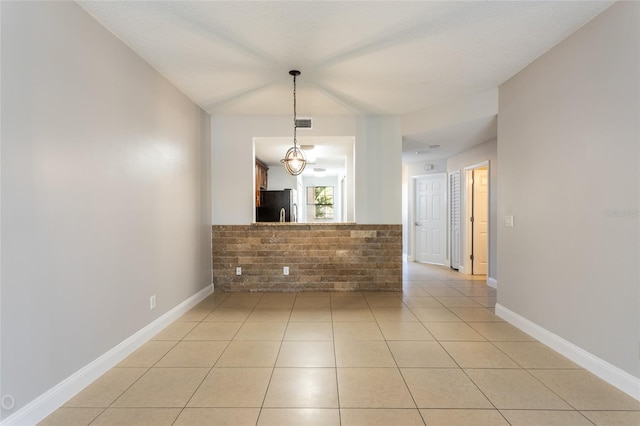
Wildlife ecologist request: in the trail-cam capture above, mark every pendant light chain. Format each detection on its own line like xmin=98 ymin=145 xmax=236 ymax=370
xmin=281 ymin=70 xmax=306 ymax=176
xmin=293 ymin=72 xmax=298 ymax=148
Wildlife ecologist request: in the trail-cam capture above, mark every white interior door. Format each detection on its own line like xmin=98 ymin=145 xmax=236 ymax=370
xmin=472 ymin=168 xmax=488 ymax=275
xmin=415 ymin=174 xmax=446 ymax=265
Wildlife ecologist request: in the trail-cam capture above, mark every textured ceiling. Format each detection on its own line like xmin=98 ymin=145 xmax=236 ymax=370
xmin=78 ymin=1 xmax=611 ymax=117
xmin=77 ymin=1 xmax=612 ymax=170
xmin=403 ymin=115 xmax=497 ymax=164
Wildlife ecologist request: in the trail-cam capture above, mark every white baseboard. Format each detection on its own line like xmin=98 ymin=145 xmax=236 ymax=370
xmin=495 ymin=303 xmax=640 ymax=401
xmin=487 ymin=277 xmax=498 ymax=289
xmin=1 ymin=284 xmax=214 ymax=426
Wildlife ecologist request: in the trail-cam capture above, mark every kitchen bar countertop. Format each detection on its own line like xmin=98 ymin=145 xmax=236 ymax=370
xmin=251 ymin=222 xmax=356 ymax=226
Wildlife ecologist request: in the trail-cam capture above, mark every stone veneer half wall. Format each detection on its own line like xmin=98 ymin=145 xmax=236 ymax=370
xmin=212 ymin=224 xmax=402 ymax=292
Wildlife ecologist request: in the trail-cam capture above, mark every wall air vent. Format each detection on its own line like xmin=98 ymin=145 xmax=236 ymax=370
xmin=295 ymin=118 xmax=313 ymax=129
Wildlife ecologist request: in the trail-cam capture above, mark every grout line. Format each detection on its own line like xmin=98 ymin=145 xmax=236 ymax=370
xmin=254 ymin=293 xmax=298 ymax=425
xmin=85 ymin=407 xmax=108 ymax=426
xmin=330 ymin=302 xmax=342 ymax=425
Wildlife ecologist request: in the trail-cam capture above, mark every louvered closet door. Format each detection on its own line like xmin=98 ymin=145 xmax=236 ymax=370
xmin=450 ymin=172 xmax=461 ymax=270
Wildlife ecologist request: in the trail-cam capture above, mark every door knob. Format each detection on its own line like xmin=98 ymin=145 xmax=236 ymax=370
xmin=415 ymin=222 xmax=420 ymax=226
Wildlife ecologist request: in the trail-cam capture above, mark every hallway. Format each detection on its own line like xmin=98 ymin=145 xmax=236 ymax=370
xmin=40 ymin=262 xmax=640 ymax=425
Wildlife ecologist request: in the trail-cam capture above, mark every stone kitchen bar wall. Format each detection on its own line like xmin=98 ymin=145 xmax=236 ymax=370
xmin=212 ymin=224 xmax=402 ymax=292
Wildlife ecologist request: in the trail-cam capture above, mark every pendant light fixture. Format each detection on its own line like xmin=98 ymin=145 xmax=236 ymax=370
xmin=281 ymin=70 xmax=306 ymax=176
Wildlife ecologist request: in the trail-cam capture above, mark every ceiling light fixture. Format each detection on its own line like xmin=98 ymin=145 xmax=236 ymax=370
xmin=314 ymin=168 xmax=327 ymax=177
xmin=281 ymin=70 xmax=306 ymax=176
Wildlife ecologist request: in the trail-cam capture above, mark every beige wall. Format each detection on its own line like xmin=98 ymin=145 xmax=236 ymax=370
xmin=497 ymin=0 xmax=639 ymax=382
xmin=1 ymin=1 xmax=212 ymax=419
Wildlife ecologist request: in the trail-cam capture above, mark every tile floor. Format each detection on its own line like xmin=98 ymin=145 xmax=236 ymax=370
xmin=40 ymin=262 xmax=640 ymax=425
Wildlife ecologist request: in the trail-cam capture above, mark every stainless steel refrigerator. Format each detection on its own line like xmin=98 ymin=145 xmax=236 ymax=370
xmin=256 ymin=189 xmax=297 ymax=222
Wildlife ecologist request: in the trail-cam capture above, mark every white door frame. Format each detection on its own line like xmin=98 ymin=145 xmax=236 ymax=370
xmin=460 ymin=161 xmax=490 ymax=275
xmin=413 ymin=173 xmax=447 ymax=265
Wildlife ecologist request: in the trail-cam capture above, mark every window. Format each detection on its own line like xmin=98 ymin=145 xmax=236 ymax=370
xmin=307 ymin=186 xmax=334 ymax=219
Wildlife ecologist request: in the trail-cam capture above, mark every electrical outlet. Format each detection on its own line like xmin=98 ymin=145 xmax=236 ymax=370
xmin=283 ymin=266 xmax=289 ymax=276
xmin=236 ymin=267 xmax=242 ymax=276
xmin=149 ymin=295 xmax=156 ymax=310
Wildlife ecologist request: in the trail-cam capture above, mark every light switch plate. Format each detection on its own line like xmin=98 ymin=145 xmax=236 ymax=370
xmin=149 ymin=295 xmax=156 ymax=310
xmin=505 ymin=215 xmax=514 ymax=227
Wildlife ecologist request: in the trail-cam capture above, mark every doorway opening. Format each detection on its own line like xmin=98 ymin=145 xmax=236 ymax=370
xmin=464 ymin=163 xmax=489 ymax=276
xmin=253 ymin=136 xmax=355 ymax=223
